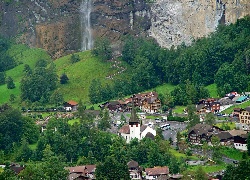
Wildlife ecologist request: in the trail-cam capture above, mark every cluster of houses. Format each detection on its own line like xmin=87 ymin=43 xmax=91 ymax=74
xmin=99 ymin=92 xmax=161 ymax=114
xmin=5 ymin=162 xmax=182 ymax=180
xmin=188 ymin=124 xmax=248 ymax=151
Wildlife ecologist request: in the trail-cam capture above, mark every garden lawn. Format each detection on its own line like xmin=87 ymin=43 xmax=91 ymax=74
xmin=222 ymin=100 xmax=250 ymax=114
xmin=187 ymin=164 xmax=226 ymax=173
xmin=215 ymin=122 xmax=236 ymax=130
xmin=220 ymin=147 xmax=243 ymax=161
xmin=153 ymin=83 xmax=176 ymax=94
xmin=29 ymin=143 xmax=38 ymax=150
xmin=205 ymin=84 xmax=219 ymax=98
xmin=173 ymin=106 xmax=186 ymax=114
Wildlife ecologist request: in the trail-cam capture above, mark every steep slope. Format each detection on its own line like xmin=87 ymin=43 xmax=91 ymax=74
xmin=1 ymin=0 xmax=248 ymax=57
xmin=149 ymin=0 xmax=250 ymax=48
xmin=55 ymin=51 xmax=119 ymax=103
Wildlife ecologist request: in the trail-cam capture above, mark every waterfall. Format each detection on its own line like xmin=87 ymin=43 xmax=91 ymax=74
xmin=80 ymin=0 xmax=93 ymax=51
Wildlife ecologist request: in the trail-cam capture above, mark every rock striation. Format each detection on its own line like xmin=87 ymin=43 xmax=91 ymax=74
xmin=0 ymin=0 xmax=249 ymax=57
xmin=149 ymin=0 xmax=250 ymax=48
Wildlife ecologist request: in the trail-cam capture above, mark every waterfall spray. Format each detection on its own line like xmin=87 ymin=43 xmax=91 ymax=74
xmin=80 ymin=0 xmax=93 ymax=51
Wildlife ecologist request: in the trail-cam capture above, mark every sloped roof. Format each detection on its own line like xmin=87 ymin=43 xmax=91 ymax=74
xmin=215 ymin=132 xmax=232 ymax=140
xmin=245 ymin=106 xmax=250 ymax=112
xmin=119 ymin=124 xmax=130 ymax=134
xmin=10 ymin=166 xmax=25 ymax=175
xmin=85 ymin=165 xmax=96 ymax=173
xmin=65 ymin=166 xmax=86 ymax=174
xmin=188 ymin=124 xmax=213 ymax=135
xmin=145 ymin=166 xmax=169 ymax=176
xmin=228 ymin=129 xmax=247 ymax=137
xmin=67 ymin=100 xmax=78 ymax=106
xmin=140 ymin=125 xmax=147 ymax=132
xmin=127 ymin=160 xmax=139 ymax=168
xmin=145 ymin=132 xmax=155 ymax=140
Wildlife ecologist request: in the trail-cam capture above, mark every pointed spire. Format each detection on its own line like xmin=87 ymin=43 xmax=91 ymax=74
xmin=129 ymin=98 xmax=139 ymax=124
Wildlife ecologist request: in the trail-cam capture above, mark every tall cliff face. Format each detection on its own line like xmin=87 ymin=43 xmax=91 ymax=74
xmin=0 ymin=0 xmax=249 ymax=58
xmin=0 ymin=0 xmax=81 ymax=59
xmin=149 ymin=0 xmax=250 ymax=48
xmin=91 ymin=0 xmax=151 ymax=41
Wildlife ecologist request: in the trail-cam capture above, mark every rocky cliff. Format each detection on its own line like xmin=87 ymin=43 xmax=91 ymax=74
xmin=149 ymin=0 xmax=250 ymax=48
xmin=0 ymin=0 xmax=249 ymax=58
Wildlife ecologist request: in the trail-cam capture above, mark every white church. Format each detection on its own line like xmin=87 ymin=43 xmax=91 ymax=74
xmin=118 ymin=107 xmax=156 ymax=143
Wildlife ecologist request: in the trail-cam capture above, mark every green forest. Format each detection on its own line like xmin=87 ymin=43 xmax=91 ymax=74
xmin=0 ymin=15 xmax=250 ymax=180
xmin=90 ymin=16 xmax=250 ymax=106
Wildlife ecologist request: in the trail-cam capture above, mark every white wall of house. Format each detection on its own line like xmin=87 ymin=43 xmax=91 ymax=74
xmin=129 ymin=171 xmax=141 ymax=180
xmin=141 ymin=126 xmax=156 ymax=139
xmin=146 ymin=175 xmax=157 ymax=180
xmin=130 ymin=124 xmax=141 ymax=140
xmin=120 ymin=133 xmax=130 ymax=143
xmin=64 ymin=107 xmax=72 ymax=111
xmin=235 ymin=123 xmax=250 ymax=131
xmin=234 ymin=143 xmax=247 ymax=151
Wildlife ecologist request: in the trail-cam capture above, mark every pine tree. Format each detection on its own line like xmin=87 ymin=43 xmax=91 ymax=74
xmin=6 ymin=76 xmax=15 ymax=89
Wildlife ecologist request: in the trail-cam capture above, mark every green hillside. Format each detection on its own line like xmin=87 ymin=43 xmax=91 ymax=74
xmin=0 ymin=45 xmax=51 ymax=104
xmin=0 ymin=43 xmax=218 ymax=107
xmin=55 ymin=51 xmax=118 ymax=103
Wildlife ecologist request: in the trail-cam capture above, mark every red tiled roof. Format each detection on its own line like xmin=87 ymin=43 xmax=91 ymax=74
xmin=145 ymin=166 xmax=169 ymax=176
xmin=85 ymin=165 xmax=96 ymax=173
xmin=119 ymin=124 xmax=130 ymax=134
xmin=67 ymin=100 xmax=78 ymax=106
xmin=65 ymin=166 xmax=86 ymax=174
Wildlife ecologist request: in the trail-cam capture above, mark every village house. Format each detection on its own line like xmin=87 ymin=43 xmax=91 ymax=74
xmin=99 ymin=92 xmax=161 ymax=113
xmin=145 ymin=166 xmax=169 ymax=180
xmin=233 ymin=108 xmax=243 ymax=117
xmin=9 ymin=163 xmax=25 ymax=175
xmin=213 ymin=131 xmax=233 ymax=146
xmin=196 ymin=98 xmax=220 ymax=114
xmin=132 ymin=92 xmax=161 ymax=114
xmin=188 ymin=124 xmax=223 ymax=145
xmin=127 ymin=160 xmax=142 ymax=180
xmin=118 ymin=106 xmax=156 ymax=143
xmin=64 ymin=100 xmax=78 ymax=111
xmin=236 ymin=106 xmax=250 ymax=131
xmin=234 ymin=134 xmax=248 ymax=151
xmin=64 ymin=165 xmax=96 ymax=180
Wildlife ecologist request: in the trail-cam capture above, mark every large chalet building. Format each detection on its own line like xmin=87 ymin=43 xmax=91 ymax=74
xmin=132 ymin=92 xmax=161 ymax=114
xmin=99 ymin=92 xmax=161 ymax=113
xmin=235 ymin=107 xmax=250 ymax=131
xmin=188 ymin=124 xmax=223 ymax=145
xmin=196 ymin=98 xmax=220 ymax=114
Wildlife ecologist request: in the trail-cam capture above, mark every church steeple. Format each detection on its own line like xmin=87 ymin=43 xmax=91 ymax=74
xmin=129 ymin=100 xmax=139 ymax=125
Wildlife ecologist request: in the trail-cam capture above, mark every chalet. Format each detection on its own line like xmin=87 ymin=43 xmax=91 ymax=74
xmin=145 ymin=166 xmax=169 ymax=180
xmin=213 ymin=131 xmax=233 ymax=146
xmin=236 ymin=106 xmax=250 ymax=131
xmin=132 ymin=92 xmax=161 ymax=113
xmin=196 ymin=98 xmax=220 ymax=113
xmin=228 ymin=129 xmax=247 ymax=137
xmin=9 ymin=163 xmax=25 ymax=175
xmin=188 ymin=124 xmax=223 ymax=145
xmin=127 ymin=160 xmax=142 ymax=180
xmin=234 ymin=134 xmax=248 ymax=151
xmin=64 ymin=100 xmax=78 ymax=111
xmin=65 ymin=165 xmax=96 ymax=180
xmin=118 ymin=106 xmax=156 ymax=143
